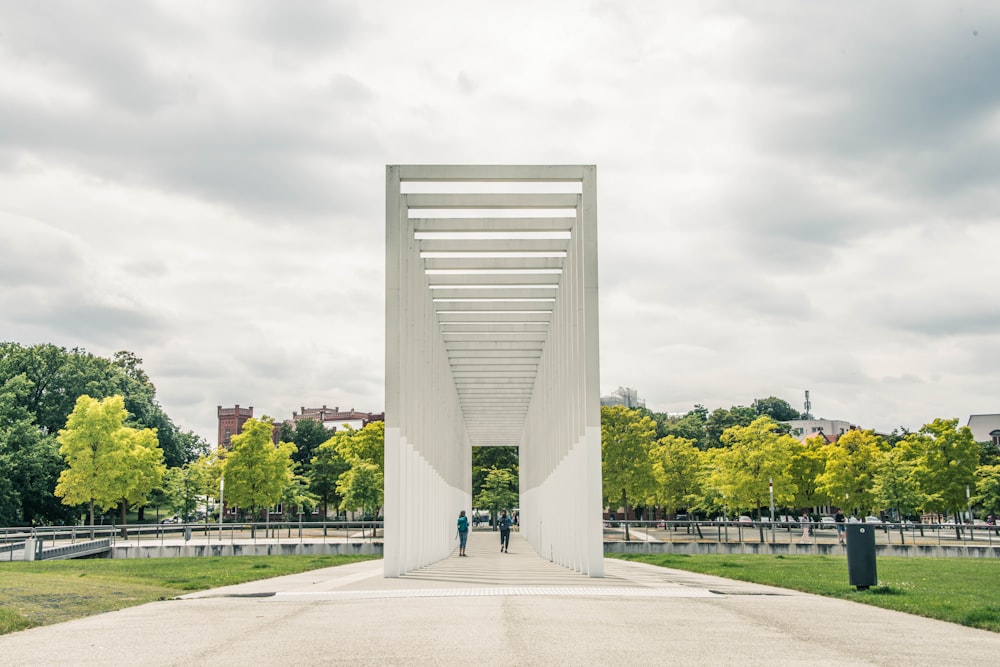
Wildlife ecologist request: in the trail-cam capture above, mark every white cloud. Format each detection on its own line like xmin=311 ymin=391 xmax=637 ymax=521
xmin=2 ymin=1 xmax=999 ymax=441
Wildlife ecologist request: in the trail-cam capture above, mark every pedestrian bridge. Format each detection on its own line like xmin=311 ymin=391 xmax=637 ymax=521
xmin=384 ymin=165 xmax=603 ymax=577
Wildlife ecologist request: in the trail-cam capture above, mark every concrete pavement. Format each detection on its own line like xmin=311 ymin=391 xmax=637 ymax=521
xmin=3 ymin=529 xmax=1000 ymax=666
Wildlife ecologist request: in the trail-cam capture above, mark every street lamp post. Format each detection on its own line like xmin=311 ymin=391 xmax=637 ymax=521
xmin=967 ymin=485 xmax=974 ymax=540
xmin=218 ymin=476 xmax=225 ymax=542
xmin=769 ymin=478 xmax=776 ymax=544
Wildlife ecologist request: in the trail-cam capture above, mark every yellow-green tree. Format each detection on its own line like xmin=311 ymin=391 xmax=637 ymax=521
xmin=649 ymin=435 xmax=703 ymax=516
xmin=335 ymin=421 xmax=385 ymax=531
xmin=337 ymin=461 xmax=383 ymax=535
xmin=223 ymin=417 xmax=296 ymax=520
xmin=786 ymin=435 xmax=829 ymax=511
xmin=55 ymin=395 xmax=165 ymax=526
xmin=336 ymin=421 xmax=384 ymax=470
xmin=900 ymin=418 xmax=978 ymax=526
xmin=816 ymin=429 xmax=886 ymax=517
xmin=705 ymin=417 xmax=797 ymax=518
xmin=601 ymin=405 xmax=656 ymax=540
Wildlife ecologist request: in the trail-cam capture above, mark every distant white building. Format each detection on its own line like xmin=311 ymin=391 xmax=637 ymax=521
xmin=967 ymin=414 xmax=1000 ymax=446
xmin=600 ymin=386 xmax=645 ymax=409
xmin=783 ymin=418 xmax=860 ymax=443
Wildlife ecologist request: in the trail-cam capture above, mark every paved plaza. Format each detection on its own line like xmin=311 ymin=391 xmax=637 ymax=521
xmin=3 ymin=530 xmax=1000 ymax=666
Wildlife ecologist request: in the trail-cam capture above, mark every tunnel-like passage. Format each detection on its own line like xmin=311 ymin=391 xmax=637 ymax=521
xmin=384 ymin=165 xmax=602 ymax=577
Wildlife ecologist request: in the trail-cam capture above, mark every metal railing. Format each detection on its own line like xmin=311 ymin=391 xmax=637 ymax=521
xmin=604 ymin=519 xmax=1000 ymax=547
xmin=0 ymin=520 xmax=386 ymax=560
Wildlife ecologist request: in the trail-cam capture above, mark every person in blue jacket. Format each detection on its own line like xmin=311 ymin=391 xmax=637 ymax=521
xmin=498 ymin=509 xmax=512 ymax=553
xmin=457 ymin=510 xmax=469 ymax=557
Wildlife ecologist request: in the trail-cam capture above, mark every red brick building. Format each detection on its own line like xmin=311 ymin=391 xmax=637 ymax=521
xmin=217 ymin=405 xmax=254 ymax=447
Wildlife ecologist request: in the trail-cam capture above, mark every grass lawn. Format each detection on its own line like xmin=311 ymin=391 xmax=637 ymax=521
xmin=0 ymin=554 xmax=378 ymax=636
xmin=610 ymin=553 xmax=1000 ymax=633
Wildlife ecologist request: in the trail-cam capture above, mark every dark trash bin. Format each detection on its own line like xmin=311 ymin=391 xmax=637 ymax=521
xmin=846 ymin=523 xmax=877 ymax=589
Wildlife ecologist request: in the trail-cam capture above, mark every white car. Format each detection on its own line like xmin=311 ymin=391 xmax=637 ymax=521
xmin=819 ymin=517 xmax=836 ymax=529
xmin=863 ymin=516 xmax=882 ymax=524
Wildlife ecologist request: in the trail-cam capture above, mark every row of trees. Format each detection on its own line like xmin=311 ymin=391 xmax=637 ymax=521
xmin=602 ymin=405 xmax=1000 ymax=528
xmin=53 ymin=392 xmax=387 ymax=527
xmin=0 ymin=343 xmax=207 ymax=526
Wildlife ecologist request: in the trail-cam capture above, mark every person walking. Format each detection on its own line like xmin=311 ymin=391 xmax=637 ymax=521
xmin=835 ymin=508 xmax=847 ymax=545
xmin=498 ymin=509 xmax=512 ymax=553
xmin=799 ymin=510 xmax=812 ymax=544
xmin=456 ymin=510 xmax=469 ymax=556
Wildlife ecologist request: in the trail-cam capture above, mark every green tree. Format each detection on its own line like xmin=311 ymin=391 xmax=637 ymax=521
xmin=752 ymin=396 xmax=801 ymax=421
xmin=107 ymin=426 xmax=166 ymax=529
xmin=973 ymin=464 xmax=1000 ymax=518
xmin=310 ymin=432 xmax=351 ymax=519
xmin=704 ymin=405 xmax=756 ymax=449
xmin=474 ymin=467 xmax=519 ymax=528
xmin=816 ymin=429 xmax=886 ymax=518
xmin=649 ymin=435 xmax=703 ymax=517
xmin=54 ymin=395 xmax=164 ymax=527
xmin=873 ymin=445 xmax=925 ymax=540
xmin=901 ymin=418 xmax=979 ymax=531
xmin=654 ymin=405 xmax=708 ymax=449
xmin=601 ymin=405 xmax=656 ymax=540
xmin=705 ymin=417 xmax=797 ymax=520
xmin=472 ymin=446 xmax=518 ymax=504
xmin=337 ymin=461 xmax=383 ymax=534
xmin=288 ymin=418 xmax=331 ymax=468
xmin=786 ymin=435 xmax=828 ymax=511
xmin=280 ymin=472 xmax=317 ymax=520
xmin=162 ymin=461 xmax=211 ymax=521
xmin=0 ymin=373 xmax=68 ymax=525
xmin=336 ymin=421 xmax=385 ymax=469
xmin=334 ymin=421 xmax=386 ymax=535
xmin=223 ymin=418 xmax=297 ymax=521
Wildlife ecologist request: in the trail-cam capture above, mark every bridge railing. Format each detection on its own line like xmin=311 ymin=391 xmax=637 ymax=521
xmin=0 ymin=520 xmax=385 ymax=559
xmin=604 ymin=519 xmax=999 ymax=547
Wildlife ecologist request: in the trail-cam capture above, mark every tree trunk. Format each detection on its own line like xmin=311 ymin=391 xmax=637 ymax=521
xmin=119 ymin=500 xmax=129 ymax=540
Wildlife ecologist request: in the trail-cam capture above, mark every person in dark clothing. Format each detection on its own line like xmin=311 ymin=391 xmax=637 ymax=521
xmin=835 ymin=508 xmax=847 ymax=545
xmin=498 ymin=509 xmax=512 ymax=553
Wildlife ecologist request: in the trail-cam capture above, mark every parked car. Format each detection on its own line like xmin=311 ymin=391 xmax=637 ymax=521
xmin=863 ymin=516 xmax=882 ymax=524
xmin=737 ymin=515 xmax=753 ymax=524
xmin=819 ymin=516 xmax=836 ymax=529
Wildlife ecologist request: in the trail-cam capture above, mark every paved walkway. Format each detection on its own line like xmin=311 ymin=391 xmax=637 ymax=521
xmin=3 ymin=530 xmax=1000 ymax=666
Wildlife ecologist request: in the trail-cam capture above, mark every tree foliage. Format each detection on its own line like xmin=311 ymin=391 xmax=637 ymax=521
xmin=310 ymin=431 xmax=351 ymax=519
xmin=474 ymin=467 xmax=518 ymax=522
xmin=473 ymin=446 xmax=518 ymax=503
xmin=816 ymin=429 xmax=886 ymax=517
xmin=288 ymin=418 xmax=331 ymax=467
xmin=333 ymin=421 xmax=385 ymax=521
xmin=705 ymin=417 xmax=798 ymax=516
xmin=222 ymin=417 xmax=296 ymax=519
xmin=900 ymin=418 xmax=979 ymax=517
xmin=54 ymin=395 xmax=165 ymax=526
xmin=0 ymin=343 xmax=206 ymax=526
xmin=752 ymin=396 xmax=801 ymax=421
xmin=601 ymin=405 xmax=656 ymax=530
xmin=648 ymin=435 xmax=703 ymax=515
xmin=704 ymin=405 xmax=757 ymax=449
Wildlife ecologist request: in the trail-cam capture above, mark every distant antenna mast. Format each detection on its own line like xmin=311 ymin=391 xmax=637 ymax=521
xmin=803 ymin=390 xmax=812 ymax=419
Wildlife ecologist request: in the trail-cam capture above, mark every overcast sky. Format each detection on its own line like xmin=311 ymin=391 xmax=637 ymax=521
xmin=2 ymin=1 xmax=999 ymax=443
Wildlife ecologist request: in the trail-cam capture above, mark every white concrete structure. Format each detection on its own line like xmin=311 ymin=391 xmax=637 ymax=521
xmin=384 ymin=165 xmax=603 ymax=577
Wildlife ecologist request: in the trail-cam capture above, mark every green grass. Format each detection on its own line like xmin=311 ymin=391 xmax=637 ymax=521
xmin=610 ymin=553 xmax=1000 ymax=632
xmin=0 ymin=554 xmax=378 ymax=635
